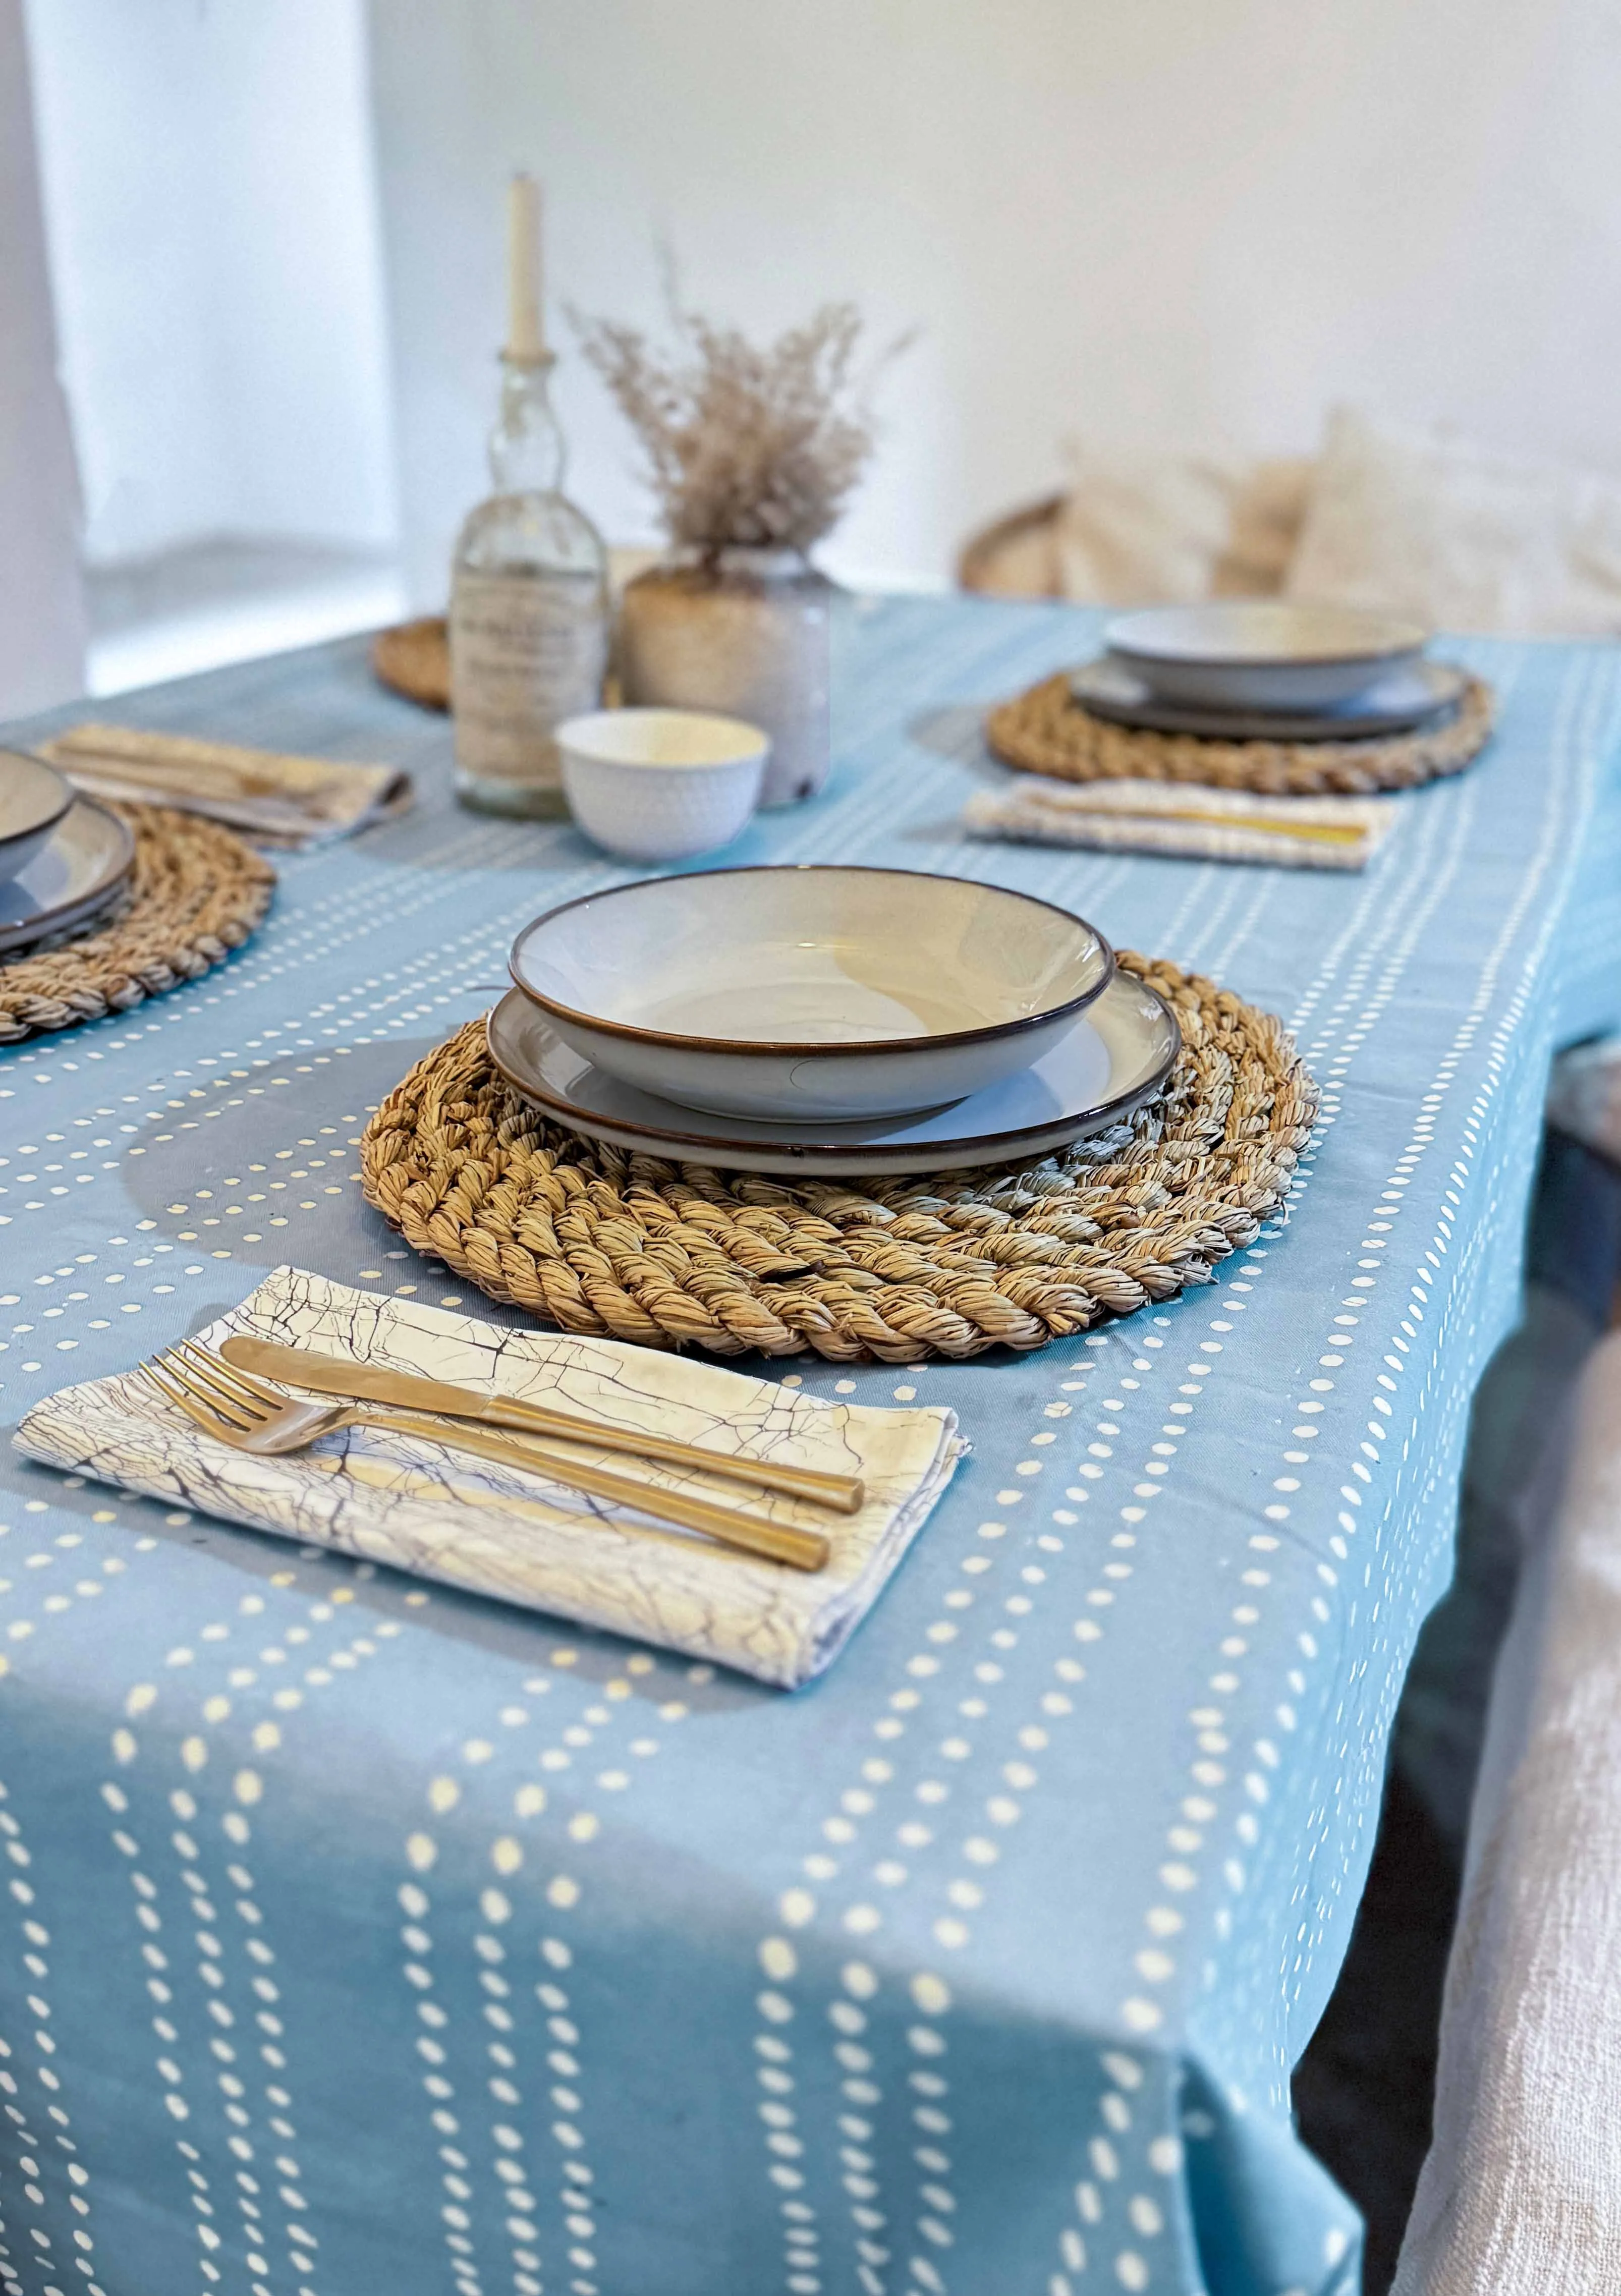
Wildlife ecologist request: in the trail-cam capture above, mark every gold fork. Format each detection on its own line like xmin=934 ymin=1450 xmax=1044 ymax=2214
xmin=141 ymin=1341 xmax=829 ymax=1573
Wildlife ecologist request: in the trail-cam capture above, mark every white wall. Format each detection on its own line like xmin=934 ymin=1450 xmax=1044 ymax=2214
xmin=24 ymin=0 xmax=399 ymax=566
xmin=367 ymin=0 xmax=1621 ymax=600
xmin=0 ymin=0 xmax=85 ymax=714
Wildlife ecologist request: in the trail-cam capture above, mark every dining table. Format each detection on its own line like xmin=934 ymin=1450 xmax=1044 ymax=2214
xmin=1 ymin=594 xmax=1618 ymax=2296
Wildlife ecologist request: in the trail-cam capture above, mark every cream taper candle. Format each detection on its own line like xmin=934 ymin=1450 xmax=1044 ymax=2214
xmin=506 ymin=172 xmax=544 ymax=359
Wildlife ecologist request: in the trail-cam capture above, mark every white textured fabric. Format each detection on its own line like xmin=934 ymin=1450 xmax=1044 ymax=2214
xmin=1288 ymin=405 xmax=1621 ymax=637
xmin=965 ymin=772 xmax=1394 ymax=869
xmin=1392 ymin=1331 xmax=1621 ymax=2296
xmin=1547 ymin=1036 xmax=1621 ymax=1166
xmin=1055 ymin=444 xmax=1312 ymax=604
xmin=13 ymin=1267 xmax=962 ymax=1691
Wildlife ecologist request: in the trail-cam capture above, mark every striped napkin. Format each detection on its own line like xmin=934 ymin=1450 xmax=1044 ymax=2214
xmin=965 ymin=773 xmax=1398 ymax=870
xmin=39 ymin=724 xmax=412 ymax=848
xmin=13 ymin=1268 xmax=963 ymax=1691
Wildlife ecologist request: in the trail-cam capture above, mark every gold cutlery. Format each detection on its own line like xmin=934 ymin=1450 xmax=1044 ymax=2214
xmin=1023 ymin=796 xmax=1370 ymax=846
xmin=143 ymin=1343 xmax=830 ymax=1573
xmin=1105 ymin=805 xmax=1368 ymax=846
xmin=219 ymin=1334 xmax=865 ymax=1515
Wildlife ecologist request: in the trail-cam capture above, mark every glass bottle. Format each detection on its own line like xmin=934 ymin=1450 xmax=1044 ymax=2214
xmin=450 ymin=351 xmax=610 ymax=816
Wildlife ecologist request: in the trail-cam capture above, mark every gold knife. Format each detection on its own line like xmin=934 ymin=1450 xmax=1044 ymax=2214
xmin=339 ymin=1405 xmax=830 ymax=1573
xmin=221 ymin=1334 xmax=865 ymax=1515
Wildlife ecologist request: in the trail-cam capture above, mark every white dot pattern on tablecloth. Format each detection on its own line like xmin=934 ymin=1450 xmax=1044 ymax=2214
xmin=1042 ymin=820 xmax=1476 ymax=2271
xmin=0 ymin=1781 xmax=107 ymax=2296
xmin=96 ymin=1566 xmax=400 ymax=2296
xmin=0 ymin=624 xmax=1614 ymax=2293
xmin=691 ymin=653 xmax=1604 ymax=2296
xmin=384 ymin=1635 xmax=691 ymax=2296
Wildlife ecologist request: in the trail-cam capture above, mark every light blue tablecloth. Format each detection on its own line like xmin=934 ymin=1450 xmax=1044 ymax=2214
xmin=2 ymin=600 xmax=1618 ymax=2296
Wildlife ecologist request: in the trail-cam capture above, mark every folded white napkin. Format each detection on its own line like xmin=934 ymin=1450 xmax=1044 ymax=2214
xmin=965 ymin=772 xmax=1397 ymax=870
xmin=38 ymin=724 xmax=412 ymax=847
xmin=13 ymin=1268 xmax=963 ymax=1690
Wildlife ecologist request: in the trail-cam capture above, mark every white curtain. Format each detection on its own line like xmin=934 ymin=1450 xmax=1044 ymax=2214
xmin=0 ymin=0 xmax=84 ymax=717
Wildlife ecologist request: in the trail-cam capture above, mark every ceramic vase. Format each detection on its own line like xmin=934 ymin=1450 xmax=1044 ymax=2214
xmin=616 ymin=546 xmax=833 ymax=807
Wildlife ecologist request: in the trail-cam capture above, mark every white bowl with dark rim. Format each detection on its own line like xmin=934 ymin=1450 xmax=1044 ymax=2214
xmin=509 ymin=865 xmax=1115 ymax=1122
xmin=1104 ymin=602 xmax=1429 ymax=711
xmin=0 ymin=750 xmax=74 ymax=885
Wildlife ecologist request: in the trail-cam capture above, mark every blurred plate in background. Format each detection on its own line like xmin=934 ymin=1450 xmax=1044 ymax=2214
xmin=1070 ymin=653 xmax=1466 ymax=741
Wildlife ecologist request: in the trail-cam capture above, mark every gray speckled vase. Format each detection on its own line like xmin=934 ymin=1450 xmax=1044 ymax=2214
xmin=616 ymin=545 xmax=833 ymax=807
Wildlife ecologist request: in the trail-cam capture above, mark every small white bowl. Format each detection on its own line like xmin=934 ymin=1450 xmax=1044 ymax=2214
xmin=1105 ymin=602 xmax=1429 ymax=711
xmin=509 ymin=864 xmax=1114 ymax=1122
xmin=557 ymin=708 xmax=768 ymax=863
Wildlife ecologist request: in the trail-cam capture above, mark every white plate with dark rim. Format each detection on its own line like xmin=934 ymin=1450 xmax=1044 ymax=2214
xmin=1069 ymin=654 xmax=1468 ymax=742
xmin=1104 ymin=602 xmax=1429 ymax=711
xmin=0 ymin=798 xmax=136 ymax=958
xmin=509 ymin=864 xmax=1115 ymax=1123
xmin=486 ymin=974 xmax=1181 ymax=1177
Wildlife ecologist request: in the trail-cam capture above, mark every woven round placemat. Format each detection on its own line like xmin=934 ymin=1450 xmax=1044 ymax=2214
xmin=0 ymin=804 xmax=276 ymax=1044
xmin=372 ymin=617 xmax=450 ymax=712
xmin=359 ymin=955 xmax=1318 ymax=1362
xmin=986 ymin=670 xmax=1495 ymax=796
xmin=370 ymin=616 xmax=628 ymax=714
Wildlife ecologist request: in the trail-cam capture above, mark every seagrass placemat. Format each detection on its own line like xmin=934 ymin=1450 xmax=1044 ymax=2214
xmin=359 ymin=955 xmax=1318 ymax=1363
xmin=372 ymin=617 xmax=450 ymax=711
xmin=0 ymin=804 xmax=275 ymax=1044
xmin=370 ymin=615 xmax=628 ymax=714
xmin=987 ymin=670 xmax=1495 ymax=796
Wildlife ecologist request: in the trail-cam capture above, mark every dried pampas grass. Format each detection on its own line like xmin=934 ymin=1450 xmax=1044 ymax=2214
xmin=577 ymin=300 xmax=893 ymax=558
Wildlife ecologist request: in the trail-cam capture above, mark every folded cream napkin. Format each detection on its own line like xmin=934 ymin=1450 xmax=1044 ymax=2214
xmin=13 ymin=1268 xmax=962 ymax=1690
xmin=38 ymin=724 xmax=412 ymax=847
xmin=965 ymin=773 xmax=1398 ymax=870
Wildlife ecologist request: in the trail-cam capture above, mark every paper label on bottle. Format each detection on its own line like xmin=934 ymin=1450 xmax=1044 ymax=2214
xmin=450 ymin=569 xmax=609 ymax=787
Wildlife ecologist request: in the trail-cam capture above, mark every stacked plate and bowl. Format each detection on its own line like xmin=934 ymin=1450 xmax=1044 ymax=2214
xmin=0 ymin=751 xmax=135 ymax=955
xmin=488 ymin=866 xmax=1181 ymax=1177
xmin=1073 ymin=601 xmax=1450 ymax=739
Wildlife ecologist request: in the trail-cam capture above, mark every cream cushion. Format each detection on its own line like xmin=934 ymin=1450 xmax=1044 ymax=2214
xmin=1288 ymin=405 xmax=1621 ymax=636
xmin=1055 ymin=446 xmax=1312 ymax=605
